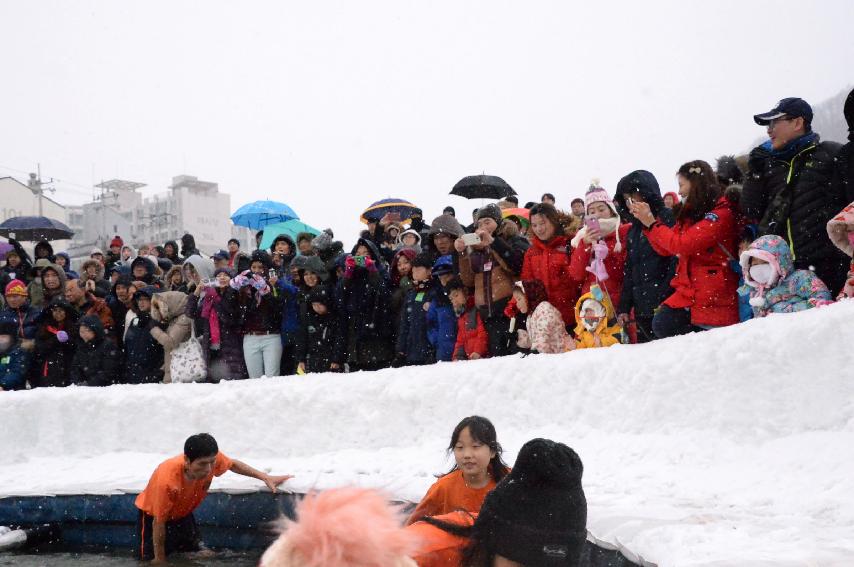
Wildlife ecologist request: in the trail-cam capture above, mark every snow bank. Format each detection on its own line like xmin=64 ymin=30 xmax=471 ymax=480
xmin=2 ymin=301 xmax=854 ymax=566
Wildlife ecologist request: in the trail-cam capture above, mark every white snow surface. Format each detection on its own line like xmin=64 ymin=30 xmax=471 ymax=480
xmin=2 ymin=302 xmax=854 ymax=566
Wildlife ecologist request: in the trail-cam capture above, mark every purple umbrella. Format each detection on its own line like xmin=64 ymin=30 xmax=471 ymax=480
xmin=0 ymin=242 xmax=13 ymax=261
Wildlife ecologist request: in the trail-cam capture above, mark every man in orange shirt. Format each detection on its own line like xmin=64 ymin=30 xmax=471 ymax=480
xmin=135 ymin=433 xmax=293 ymax=563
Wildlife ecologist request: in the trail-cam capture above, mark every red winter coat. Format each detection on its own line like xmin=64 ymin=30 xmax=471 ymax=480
xmin=644 ymin=197 xmax=739 ymax=327
xmin=452 ymin=299 xmax=489 ymax=361
xmin=521 ymin=234 xmax=579 ymax=326
xmin=568 ymin=224 xmax=630 ymax=313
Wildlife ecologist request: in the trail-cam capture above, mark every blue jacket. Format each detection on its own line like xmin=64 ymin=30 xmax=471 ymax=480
xmin=276 ymin=277 xmax=302 ymax=344
xmin=396 ymin=282 xmax=435 ymax=364
xmin=0 ymin=344 xmax=30 ymax=390
xmin=426 ymin=285 xmax=458 ymax=362
xmin=0 ymin=305 xmax=40 ymax=340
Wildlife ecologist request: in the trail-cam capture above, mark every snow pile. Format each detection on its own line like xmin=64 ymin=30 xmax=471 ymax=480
xmin=2 ymin=302 xmax=854 ymax=566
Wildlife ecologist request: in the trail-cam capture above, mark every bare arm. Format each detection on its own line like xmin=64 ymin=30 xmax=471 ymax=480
xmin=229 ymin=459 xmax=293 ymax=493
xmin=151 ymin=517 xmax=167 ymax=563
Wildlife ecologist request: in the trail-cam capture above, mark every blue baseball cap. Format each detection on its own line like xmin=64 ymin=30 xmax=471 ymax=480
xmin=754 ymin=97 xmax=813 ymax=126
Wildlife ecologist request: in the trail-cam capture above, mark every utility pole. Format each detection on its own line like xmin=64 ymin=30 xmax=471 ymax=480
xmin=27 ymin=164 xmax=55 ymax=216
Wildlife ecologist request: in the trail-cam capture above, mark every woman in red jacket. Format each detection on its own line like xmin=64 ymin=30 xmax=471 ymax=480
xmin=520 ymin=203 xmax=581 ymax=326
xmin=628 ymin=160 xmax=740 ymax=338
xmin=568 ymin=183 xmax=631 ymax=312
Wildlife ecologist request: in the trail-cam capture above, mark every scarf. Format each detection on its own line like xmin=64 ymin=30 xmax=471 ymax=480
xmin=761 ymin=131 xmax=819 ymax=161
xmin=200 ymin=289 xmax=223 ymax=347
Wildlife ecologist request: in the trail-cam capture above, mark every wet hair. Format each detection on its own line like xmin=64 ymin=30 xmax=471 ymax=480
xmin=443 ymin=416 xmax=509 ymax=484
xmin=184 ymin=433 xmax=219 ymax=462
xmin=676 ymin=160 xmax=722 ymax=224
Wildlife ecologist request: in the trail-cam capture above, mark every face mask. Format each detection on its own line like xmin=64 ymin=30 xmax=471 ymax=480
xmin=749 ymin=263 xmax=776 ymax=285
xmin=583 ymin=317 xmax=600 ymax=331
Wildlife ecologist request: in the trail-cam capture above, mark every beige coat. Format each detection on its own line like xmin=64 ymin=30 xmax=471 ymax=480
xmin=149 ymin=291 xmax=192 ymax=383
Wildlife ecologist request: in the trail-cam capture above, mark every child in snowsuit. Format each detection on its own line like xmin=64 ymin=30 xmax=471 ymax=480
xmin=70 ymin=315 xmax=121 ymax=386
xmin=295 ymin=286 xmax=344 ymax=374
xmin=448 ymin=280 xmax=488 ymax=361
xmin=573 ymin=291 xmax=621 ymax=349
xmin=740 ymin=235 xmax=833 ymax=317
xmin=395 ymin=254 xmax=435 ymax=366
xmin=511 ymin=280 xmax=572 ymax=354
xmin=426 ymin=256 xmax=458 ymax=362
xmin=826 ymin=201 xmax=854 ymax=300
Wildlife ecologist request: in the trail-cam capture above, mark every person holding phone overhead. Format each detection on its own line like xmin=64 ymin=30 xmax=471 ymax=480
xmin=568 ymin=180 xmax=631 ymax=311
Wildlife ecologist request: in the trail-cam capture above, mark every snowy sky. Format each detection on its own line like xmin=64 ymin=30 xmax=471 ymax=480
xmin=2 ymin=1 xmax=853 ymax=246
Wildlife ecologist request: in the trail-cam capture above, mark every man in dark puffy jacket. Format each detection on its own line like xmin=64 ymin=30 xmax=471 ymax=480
xmin=123 ymin=287 xmax=165 ymax=384
xmin=742 ymin=97 xmax=849 ymax=295
xmin=0 ymin=279 xmax=39 ymax=341
xmin=831 ymin=87 xmax=854 ymax=204
xmin=70 ymin=315 xmax=121 ymax=387
xmin=614 ymin=170 xmax=677 ymax=342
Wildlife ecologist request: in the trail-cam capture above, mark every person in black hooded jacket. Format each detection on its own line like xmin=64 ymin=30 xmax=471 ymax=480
xmin=831 ymin=87 xmax=854 ymax=205
xmin=613 ymin=170 xmax=677 ymax=342
xmin=70 ymin=315 xmax=121 ymax=386
xmin=295 ymin=286 xmax=344 ymax=374
xmin=130 ymin=256 xmax=159 ymax=287
xmin=163 ymin=240 xmax=181 ymax=265
xmin=180 ymin=233 xmax=200 ymax=261
xmin=33 ymin=296 xmax=79 ymax=388
xmin=122 ymin=287 xmax=165 ymax=384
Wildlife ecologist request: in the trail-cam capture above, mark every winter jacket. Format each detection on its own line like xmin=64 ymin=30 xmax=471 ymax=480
xmin=163 ymin=240 xmax=182 ymax=265
xmin=123 ymin=290 xmax=165 ymax=384
xmin=27 ymin=260 xmax=67 ymax=309
xmin=408 ymin=510 xmax=476 ymax=567
xmin=569 ymin=222 xmax=630 ymax=313
xmin=458 ymin=221 xmax=529 ymax=315
xmin=452 ymin=299 xmax=489 ymax=361
xmin=231 ymin=275 xmax=282 ymax=335
xmin=426 ymin=285 xmax=458 ymax=362
xmin=70 ymin=316 xmax=121 ymax=386
xmin=521 ymin=234 xmax=578 ymax=326
xmin=55 ymin=252 xmax=80 ymax=280
xmin=74 ymin=293 xmax=116 ymax=338
xmin=187 ymin=285 xmax=248 ymax=381
xmin=826 ymin=200 xmax=854 ymax=299
xmin=740 ymin=234 xmax=833 ymax=317
xmin=164 ymin=265 xmax=187 ymax=293
xmin=742 ymin=133 xmax=845 ymax=263
xmin=130 ymin=256 xmax=159 ymax=286
xmin=0 ymin=304 xmax=39 ymax=340
xmin=180 ymin=233 xmax=200 ymax=260
xmin=613 ymin=170 xmax=678 ymax=317
xmin=831 ymin=89 xmax=854 ymax=204
xmin=527 ymin=301 xmax=573 ymax=354
xmin=645 ymin=196 xmax=740 ymax=327
xmin=149 ymin=291 xmax=193 ymax=383
xmin=337 ymin=262 xmax=393 ymax=368
xmin=275 ymin=277 xmax=302 ymax=345
xmin=573 ymin=292 xmax=621 ymax=349
xmin=33 ymin=297 xmax=79 ymax=388
xmin=396 ymin=282 xmax=436 ymax=365
xmin=295 ymin=299 xmax=344 ymax=372
xmin=80 ymin=259 xmax=112 ymax=298
xmin=0 ymin=342 xmax=30 ymax=390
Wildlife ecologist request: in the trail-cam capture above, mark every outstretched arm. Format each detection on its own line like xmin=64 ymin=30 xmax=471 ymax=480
xmin=229 ymin=460 xmax=293 ymax=493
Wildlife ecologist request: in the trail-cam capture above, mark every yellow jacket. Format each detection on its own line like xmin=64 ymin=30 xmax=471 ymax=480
xmin=573 ymin=291 xmax=621 ymax=349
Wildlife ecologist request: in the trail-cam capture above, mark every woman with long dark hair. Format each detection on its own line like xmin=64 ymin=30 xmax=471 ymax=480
xmin=628 ymin=160 xmax=740 ymax=338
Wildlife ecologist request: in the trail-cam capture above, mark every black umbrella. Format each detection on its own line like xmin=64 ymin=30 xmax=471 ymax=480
xmin=451 ymin=175 xmax=516 ymax=200
xmin=0 ymin=216 xmax=75 ymax=241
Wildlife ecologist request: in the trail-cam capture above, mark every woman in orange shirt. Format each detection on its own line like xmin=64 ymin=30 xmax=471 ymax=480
xmin=406 ymin=416 xmax=509 ymax=525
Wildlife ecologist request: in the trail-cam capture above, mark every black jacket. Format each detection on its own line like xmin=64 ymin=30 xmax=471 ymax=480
xmin=70 ymin=316 xmax=121 ymax=386
xmin=831 ymin=88 xmax=854 ymax=204
xmin=295 ymin=300 xmax=344 ymax=372
xmin=742 ymin=134 xmax=845 ymax=262
xmin=33 ymin=298 xmax=79 ymax=388
xmin=614 ymin=170 xmax=678 ymax=317
xmin=337 ymin=266 xmax=393 ymax=367
xmin=123 ymin=289 xmax=165 ymax=384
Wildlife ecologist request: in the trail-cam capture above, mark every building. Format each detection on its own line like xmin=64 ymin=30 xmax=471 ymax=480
xmin=0 ymin=176 xmax=72 ymax=252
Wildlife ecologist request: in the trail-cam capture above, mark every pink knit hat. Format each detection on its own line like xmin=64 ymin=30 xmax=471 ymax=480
xmin=583 ymin=179 xmax=622 ymax=252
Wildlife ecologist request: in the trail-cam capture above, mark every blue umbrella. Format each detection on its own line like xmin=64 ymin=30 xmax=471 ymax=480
xmin=0 ymin=216 xmax=74 ymax=241
xmin=231 ymin=200 xmax=299 ymax=230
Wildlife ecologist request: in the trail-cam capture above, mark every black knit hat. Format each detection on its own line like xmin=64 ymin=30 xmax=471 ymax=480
xmin=476 ymin=203 xmax=503 ymax=225
xmin=475 ymin=438 xmax=587 ymax=566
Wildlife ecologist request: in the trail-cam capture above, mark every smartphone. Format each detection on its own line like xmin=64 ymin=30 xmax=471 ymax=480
xmin=354 ymin=255 xmax=366 ymax=267
xmin=625 ymin=197 xmax=634 ymax=207
xmin=585 ymin=216 xmax=601 ymax=232
xmin=462 ymin=233 xmax=481 ymax=246
xmin=268 ymin=269 xmax=276 ymax=279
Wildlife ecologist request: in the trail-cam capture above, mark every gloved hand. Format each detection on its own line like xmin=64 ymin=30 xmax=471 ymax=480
xmin=56 ymin=330 xmax=69 ymax=343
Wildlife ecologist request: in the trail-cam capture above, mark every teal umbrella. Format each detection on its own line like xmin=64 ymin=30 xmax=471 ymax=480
xmin=259 ymin=220 xmax=321 ymax=250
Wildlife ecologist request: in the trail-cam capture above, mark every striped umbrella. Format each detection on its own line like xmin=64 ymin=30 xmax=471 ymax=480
xmin=359 ymin=198 xmax=419 ymax=224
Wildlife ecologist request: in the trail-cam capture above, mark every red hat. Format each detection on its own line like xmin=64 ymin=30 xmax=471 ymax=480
xmin=4 ymin=279 xmax=28 ymax=297
xmin=110 ymin=235 xmax=124 ymax=248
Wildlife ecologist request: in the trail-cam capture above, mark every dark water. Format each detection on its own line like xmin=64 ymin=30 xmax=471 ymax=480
xmin=0 ymin=549 xmax=260 ymax=566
